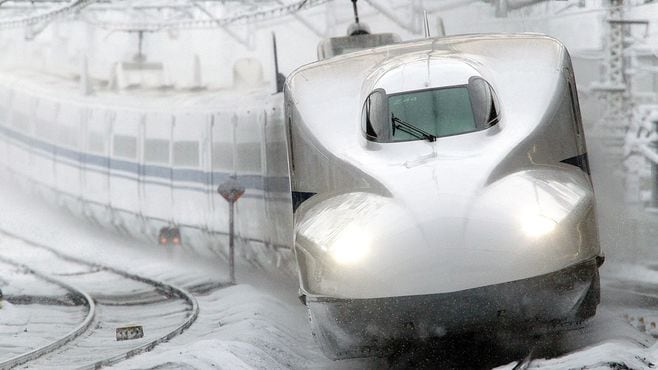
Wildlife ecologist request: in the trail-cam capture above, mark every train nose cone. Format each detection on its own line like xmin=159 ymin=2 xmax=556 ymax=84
xmin=295 ymin=169 xmax=599 ymax=300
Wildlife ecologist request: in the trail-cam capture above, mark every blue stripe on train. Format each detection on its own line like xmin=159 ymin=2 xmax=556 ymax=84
xmin=0 ymin=124 xmax=290 ymax=192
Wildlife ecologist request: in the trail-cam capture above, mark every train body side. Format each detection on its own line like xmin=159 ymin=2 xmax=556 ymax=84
xmin=0 ymin=74 xmax=294 ymax=267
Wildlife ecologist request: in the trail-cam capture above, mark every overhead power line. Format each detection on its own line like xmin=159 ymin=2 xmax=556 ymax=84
xmin=0 ymin=0 xmax=99 ymax=29
xmin=83 ymin=0 xmax=332 ymax=32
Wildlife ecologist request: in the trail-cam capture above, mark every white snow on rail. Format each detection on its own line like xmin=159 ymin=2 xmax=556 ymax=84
xmin=0 ymin=256 xmax=96 ymax=370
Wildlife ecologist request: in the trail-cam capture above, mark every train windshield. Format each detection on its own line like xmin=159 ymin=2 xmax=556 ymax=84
xmin=363 ymin=77 xmax=499 ymax=143
xmin=389 ymin=86 xmax=475 ymax=141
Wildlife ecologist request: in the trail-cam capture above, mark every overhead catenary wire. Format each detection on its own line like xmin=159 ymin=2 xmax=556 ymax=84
xmin=0 ymin=0 xmax=331 ymax=32
xmin=0 ymin=0 xmax=99 ymax=29
xmin=460 ymin=1 xmax=651 ymax=28
xmin=82 ymin=0 xmax=332 ymax=32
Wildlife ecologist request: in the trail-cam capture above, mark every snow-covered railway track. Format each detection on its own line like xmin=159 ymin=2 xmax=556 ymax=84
xmin=0 ymin=256 xmax=95 ymax=370
xmin=511 ymin=351 xmax=534 ymax=370
xmin=0 ymin=230 xmax=199 ymax=369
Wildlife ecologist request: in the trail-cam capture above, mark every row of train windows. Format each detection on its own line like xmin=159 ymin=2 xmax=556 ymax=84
xmin=114 ymin=137 xmax=201 ymax=167
xmin=111 ymin=136 xmax=262 ymax=171
xmin=1 ymin=114 xmax=263 ymax=171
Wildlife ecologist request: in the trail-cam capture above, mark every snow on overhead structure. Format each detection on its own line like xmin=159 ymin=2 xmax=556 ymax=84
xmin=114 ymin=61 xmax=170 ymax=90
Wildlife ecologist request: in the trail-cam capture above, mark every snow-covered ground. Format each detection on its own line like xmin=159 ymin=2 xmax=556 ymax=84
xmin=0 ymin=176 xmax=370 ymax=369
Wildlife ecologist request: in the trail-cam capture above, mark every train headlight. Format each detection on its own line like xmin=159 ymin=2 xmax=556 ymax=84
xmin=521 ymin=214 xmax=557 ymax=238
xmin=329 ymin=226 xmax=370 ymax=265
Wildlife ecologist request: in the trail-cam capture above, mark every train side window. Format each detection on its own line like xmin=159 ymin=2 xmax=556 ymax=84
xmin=88 ymin=132 xmax=105 ymax=153
xmin=12 ymin=111 xmax=29 ymax=132
xmin=36 ymin=118 xmax=53 ymax=140
xmin=361 ymin=88 xmax=391 ymax=142
xmin=567 ymin=80 xmax=581 ymax=136
xmin=173 ymin=141 xmax=199 ymax=167
xmin=113 ymin=135 xmax=137 ymax=159
xmin=58 ymin=126 xmax=79 ymax=148
xmin=267 ymin=141 xmax=289 ymax=176
xmin=145 ymin=139 xmax=169 ymax=164
xmin=212 ymin=141 xmax=233 ymax=171
xmin=467 ymin=76 xmax=500 ymax=129
xmin=0 ymin=95 xmax=5 ymax=124
xmin=0 ymin=103 xmax=8 ymax=126
xmin=236 ymin=142 xmax=261 ymax=172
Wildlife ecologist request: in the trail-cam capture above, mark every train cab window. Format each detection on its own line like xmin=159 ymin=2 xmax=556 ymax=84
xmin=173 ymin=141 xmax=199 ymax=167
xmin=362 ymin=77 xmax=499 ymax=143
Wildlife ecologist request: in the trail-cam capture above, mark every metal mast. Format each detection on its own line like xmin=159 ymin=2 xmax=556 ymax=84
xmin=593 ymin=0 xmax=630 ymax=165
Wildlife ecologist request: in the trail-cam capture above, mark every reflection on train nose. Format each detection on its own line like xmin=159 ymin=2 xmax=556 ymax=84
xmin=329 ymin=225 xmax=371 ymax=265
xmin=520 ymin=213 xmax=557 ymax=238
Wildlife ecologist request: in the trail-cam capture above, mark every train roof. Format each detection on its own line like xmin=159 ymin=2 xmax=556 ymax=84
xmin=287 ymin=32 xmax=568 ymax=98
xmin=285 ymin=32 xmax=570 ymax=154
xmin=0 ymin=69 xmax=278 ymax=114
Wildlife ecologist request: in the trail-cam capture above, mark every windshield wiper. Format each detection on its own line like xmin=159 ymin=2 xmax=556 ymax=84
xmin=391 ymin=114 xmax=436 ymax=142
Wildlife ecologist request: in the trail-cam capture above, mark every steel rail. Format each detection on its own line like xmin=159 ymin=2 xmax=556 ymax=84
xmin=0 ymin=256 xmax=96 ymax=370
xmin=0 ymin=229 xmax=200 ymax=369
xmin=79 ymin=275 xmax=199 ymax=370
xmin=511 ymin=350 xmax=534 ymax=370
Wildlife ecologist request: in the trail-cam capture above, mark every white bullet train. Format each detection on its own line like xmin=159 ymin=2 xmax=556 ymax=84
xmin=285 ymin=31 xmax=604 ymax=359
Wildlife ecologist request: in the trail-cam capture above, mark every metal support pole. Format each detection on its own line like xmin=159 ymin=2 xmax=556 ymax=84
xmin=591 ymin=0 xmax=629 ymax=166
xmin=218 ymin=176 xmax=244 ymax=285
xmin=228 ymin=199 xmax=235 ymax=284
xmin=653 ymin=120 xmax=658 ymax=208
